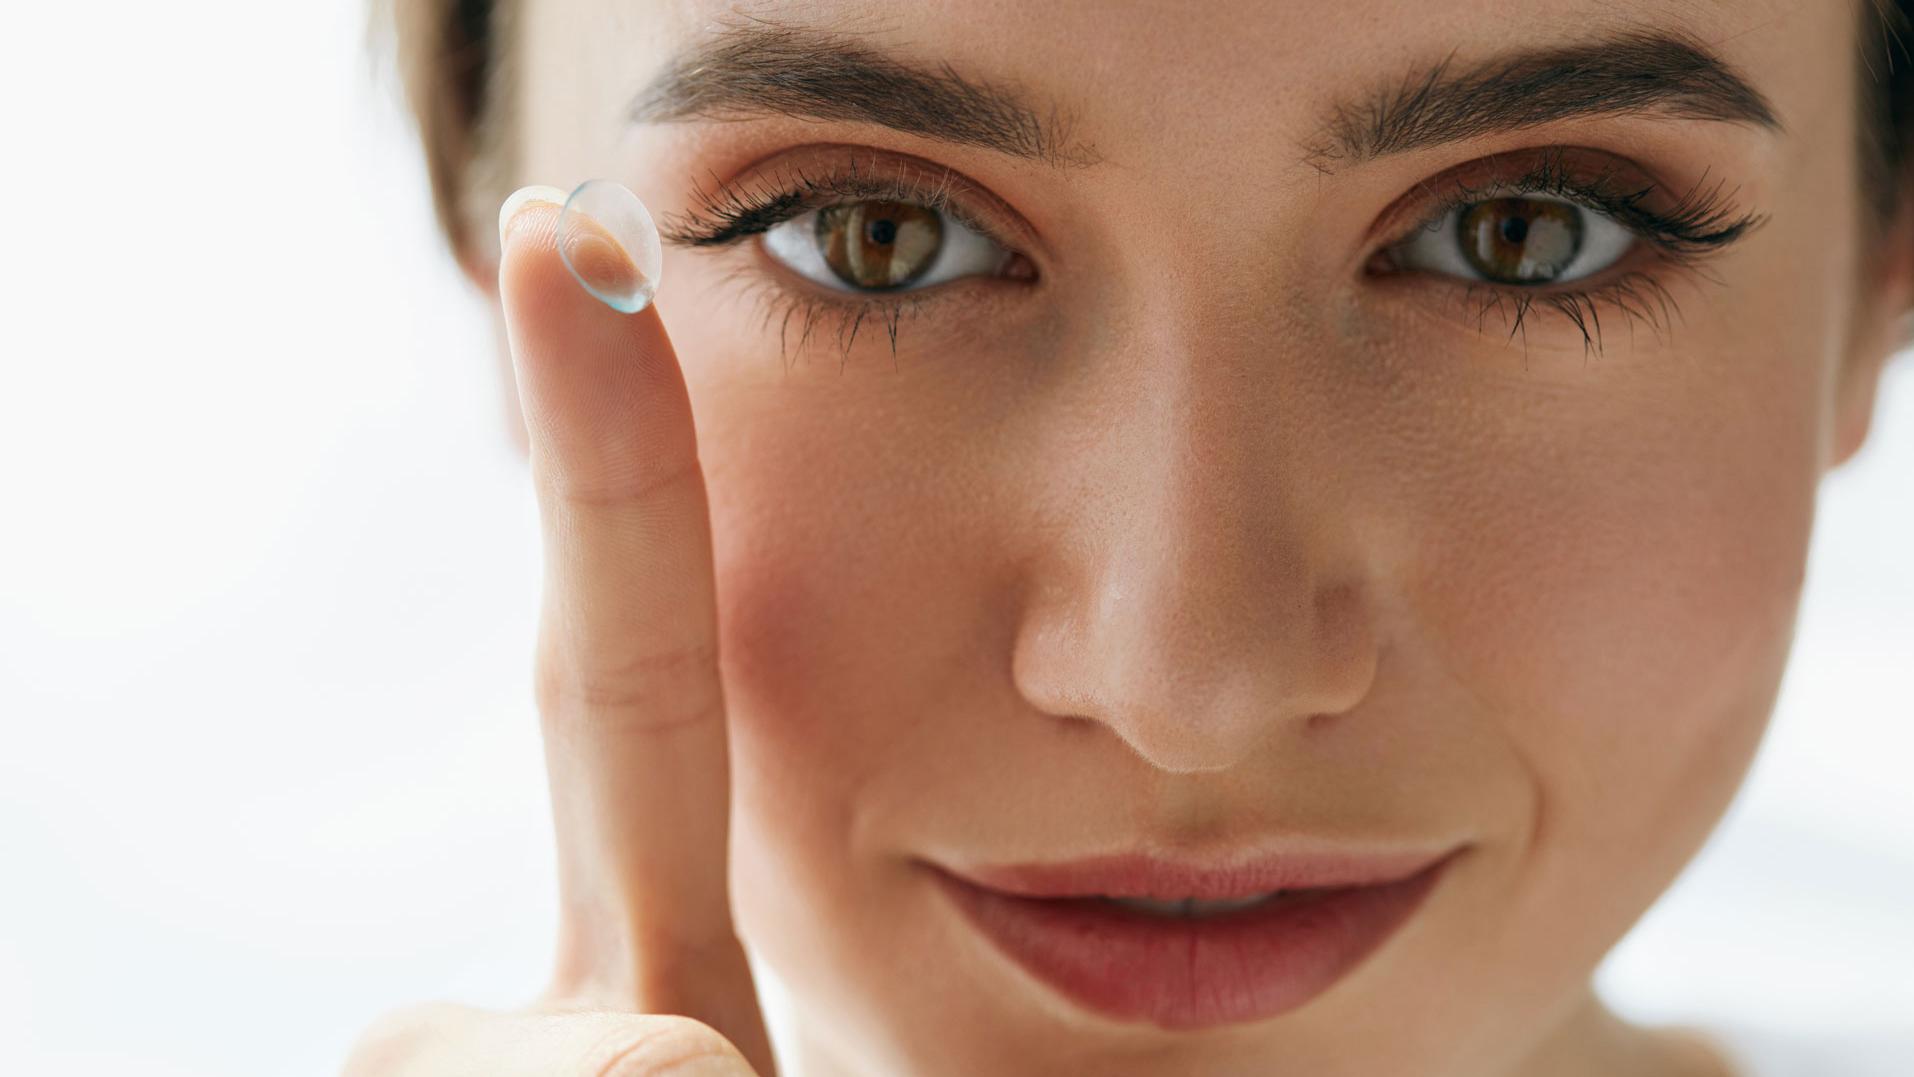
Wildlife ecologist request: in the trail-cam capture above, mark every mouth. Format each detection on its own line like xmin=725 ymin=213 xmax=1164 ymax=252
xmin=924 ymin=844 xmax=1465 ymax=1029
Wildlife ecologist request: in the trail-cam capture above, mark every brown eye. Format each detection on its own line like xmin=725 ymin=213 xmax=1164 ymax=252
xmin=815 ymin=200 xmax=943 ymax=289
xmin=762 ymin=196 xmax=1017 ymax=294
xmin=1456 ymin=197 xmax=1585 ymax=284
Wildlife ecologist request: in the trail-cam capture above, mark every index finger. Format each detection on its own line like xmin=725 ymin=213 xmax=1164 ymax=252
xmin=495 ymin=184 xmax=774 ymax=1076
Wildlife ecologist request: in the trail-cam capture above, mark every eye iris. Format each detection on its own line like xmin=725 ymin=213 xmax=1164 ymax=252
xmin=1458 ymin=197 xmax=1584 ymax=284
xmin=816 ymin=200 xmax=943 ymax=289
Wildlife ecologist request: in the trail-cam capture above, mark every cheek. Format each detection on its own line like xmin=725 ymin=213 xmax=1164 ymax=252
xmin=1394 ymin=344 xmax=1821 ymax=905
xmin=702 ymin=429 xmax=879 ymax=1003
xmin=685 ymin=359 xmax=952 ymax=984
xmin=701 ymin=419 xmax=881 ymax=835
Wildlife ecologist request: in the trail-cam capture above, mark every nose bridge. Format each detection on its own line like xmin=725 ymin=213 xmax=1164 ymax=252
xmin=1013 ymin=281 xmax=1378 ymax=774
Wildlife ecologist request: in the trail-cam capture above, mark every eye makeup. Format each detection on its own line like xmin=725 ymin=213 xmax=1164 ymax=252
xmin=658 ymin=151 xmax=1039 ymax=370
xmin=663 ymin=142 xmax=1765 ymax=366
xmin=1364 ymin=145 xmax=1765 ymax=356
xmin=660 ymin=150 xmax=1037 ymax=254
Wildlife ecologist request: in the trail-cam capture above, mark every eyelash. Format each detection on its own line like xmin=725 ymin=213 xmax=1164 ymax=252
xmin=1368 ymin=146 xmax=1765 ymax=356
xmin=659 ymin=157 xmax=1013 ymax=371
xmin=661 ymin=146 xmax=1764 ymax=366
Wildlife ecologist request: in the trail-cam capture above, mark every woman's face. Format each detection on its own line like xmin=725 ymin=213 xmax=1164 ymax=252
xmin=503 ymin=1 xmax=1904 ymax=1073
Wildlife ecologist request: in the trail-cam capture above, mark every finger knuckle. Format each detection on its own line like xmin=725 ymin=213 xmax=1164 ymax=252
xmin=541 ymin=451 xmax=703 ymax=512
xmin=590 ymin=1015 xmax=749 ymax=1077
xmin=535 ymin=641 xmax=725 ymax=731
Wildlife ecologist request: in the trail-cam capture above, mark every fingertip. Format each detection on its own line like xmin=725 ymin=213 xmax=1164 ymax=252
xmin=494 ymin=186 xmax=693 ymax=505
xmin=500 ymin=185 xmax=569 ymax=248
xmin=496 ymin=196 xmax=572 ymax=323
xmin=498 ymin=181 xmax=665 ymax=320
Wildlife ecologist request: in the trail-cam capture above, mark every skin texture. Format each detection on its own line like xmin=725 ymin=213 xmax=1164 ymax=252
xmin=357 ymin=1 xmax=1914 ymax=1075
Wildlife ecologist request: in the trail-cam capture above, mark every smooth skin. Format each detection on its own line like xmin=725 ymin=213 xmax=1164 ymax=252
xmin=345 ymin=197 xmax=775 ymax=1076
xmin=341 ymin=191 xmax=1737 ymax=1077
xmin=351 ymin=1 xmax=1914 ymax=1075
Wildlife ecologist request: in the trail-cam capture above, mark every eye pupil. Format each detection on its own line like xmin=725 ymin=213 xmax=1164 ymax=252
xmin=1458 ymin=197 xmax=1584 ymax=284
xmin=816 ymin=200 xmax=943 ymax=290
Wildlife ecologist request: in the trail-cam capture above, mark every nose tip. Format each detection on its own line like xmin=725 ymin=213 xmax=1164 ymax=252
xmin=1004 ymin=287 xmax=1381 ymax=774
xmin=1014 ymin=573 xmax=1378 ymax=775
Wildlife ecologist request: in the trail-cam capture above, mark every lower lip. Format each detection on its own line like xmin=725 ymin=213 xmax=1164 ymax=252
xmin=930 ymin=854 xmax=1455 ymax=1029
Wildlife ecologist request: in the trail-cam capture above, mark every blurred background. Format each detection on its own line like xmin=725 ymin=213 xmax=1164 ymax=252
xmin=1 ymin=3 xmax=1909 ymax=1074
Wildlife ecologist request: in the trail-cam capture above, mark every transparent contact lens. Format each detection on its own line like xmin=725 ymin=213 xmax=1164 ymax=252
xmin=557 ymin=178 xmax=663 ymax=314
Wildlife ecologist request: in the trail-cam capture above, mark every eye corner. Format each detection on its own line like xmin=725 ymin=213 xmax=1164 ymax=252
xmin=1361 ymin=245 xmax=1404 ymax=278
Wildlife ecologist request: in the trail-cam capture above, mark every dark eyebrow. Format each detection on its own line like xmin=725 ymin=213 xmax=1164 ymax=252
xmin=629 ymin=19 xmax=1100 ymax=168
xmin=1308 ymin=27 xmax=1782 ymax=168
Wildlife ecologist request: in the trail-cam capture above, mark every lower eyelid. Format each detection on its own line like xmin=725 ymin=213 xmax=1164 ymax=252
xmin=1364 ymin=254 xmax=1702 ymax=359
xmin=729 ymin=236 xmax=1033 ymax=334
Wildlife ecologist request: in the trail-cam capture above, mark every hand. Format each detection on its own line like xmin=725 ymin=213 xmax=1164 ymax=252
xmin=344 ymin=187 xmax=776 ymax=1077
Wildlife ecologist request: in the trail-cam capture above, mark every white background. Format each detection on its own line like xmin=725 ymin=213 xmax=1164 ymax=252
xmin=1 ymin=3 xmax=1909 ymax=1074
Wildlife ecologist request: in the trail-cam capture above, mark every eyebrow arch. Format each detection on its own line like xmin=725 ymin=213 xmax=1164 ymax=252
xmin=629 ymin=20 xmax=1100 ymax=168
xmin=1309 ymin=27 xmax=1783 ymax=168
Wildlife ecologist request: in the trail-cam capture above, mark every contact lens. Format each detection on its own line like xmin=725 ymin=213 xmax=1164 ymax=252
xmin=557 ymin=178 xmax=663 ymax=314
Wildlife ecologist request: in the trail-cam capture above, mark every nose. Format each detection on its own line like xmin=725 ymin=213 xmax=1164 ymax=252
xmin=1009 ymin=300 xmax=1380 ymax=774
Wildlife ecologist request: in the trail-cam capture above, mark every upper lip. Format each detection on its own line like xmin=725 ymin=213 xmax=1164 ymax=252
xmin=934 ymin=844 xmax=1463 ymax=902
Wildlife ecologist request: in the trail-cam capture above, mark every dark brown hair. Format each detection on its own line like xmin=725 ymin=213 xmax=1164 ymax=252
xmin=379 ymin=0 xmax=1914 ymax=274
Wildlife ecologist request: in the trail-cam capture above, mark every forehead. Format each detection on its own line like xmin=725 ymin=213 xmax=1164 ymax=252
xmin=519 ymin=0 xmax=1848 ymax=222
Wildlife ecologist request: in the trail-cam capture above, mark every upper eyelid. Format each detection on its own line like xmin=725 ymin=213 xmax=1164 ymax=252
xmin=1372 ymin=148 xmax=1764 ymax=258
xmin=659 ymin=149 xmax=1042 ymax=254
xmin=662 ymin=143 xmax=1758 ymax=296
